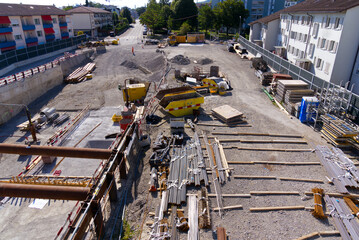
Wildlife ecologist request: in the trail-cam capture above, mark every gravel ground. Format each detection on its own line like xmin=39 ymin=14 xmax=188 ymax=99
xmin=0 ymin=36 xmax=351 ymax=239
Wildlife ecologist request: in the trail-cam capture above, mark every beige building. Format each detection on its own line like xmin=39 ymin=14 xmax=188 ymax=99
xmin=0 ymin=3 xmax=73 ymax=54
xmin=67 ymin=6 xmax=112 ymax=38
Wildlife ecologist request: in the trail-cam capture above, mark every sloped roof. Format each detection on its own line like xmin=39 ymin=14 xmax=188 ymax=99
xmin=0 ymin=3 xmax=69 ymax=16
xmin=249 ymin=0 xmax=359 ymax=25
xmin=67 ymin=6 xmax=111 ymax=14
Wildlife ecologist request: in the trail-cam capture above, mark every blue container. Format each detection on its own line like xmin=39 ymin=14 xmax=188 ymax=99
xmin=299 ymin=97 xmax=319 ymax=123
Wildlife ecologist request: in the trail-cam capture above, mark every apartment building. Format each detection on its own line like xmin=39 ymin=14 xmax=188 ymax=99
xmin=0 ymin=3 xmax=73 ymax=54
xmin=67 ymin=6 xmax=112 ymax=38
xmin=249 ymin=0 xmax=359 ymax=91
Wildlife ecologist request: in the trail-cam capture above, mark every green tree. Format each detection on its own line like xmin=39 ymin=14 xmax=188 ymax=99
xmin=63 ymin=6 xmax=73 ymax=11
xmin=85 ymin=0 xmax=89 ymax=7
xmin=213 ymin=0 xmax=249 ymax=37
xmin=112 ymin=12 xmax=119 ymax=26
xmin=140 ymin=0 xmax=163 ymax=31
xmin=160 ymin=5 xmax=173 ymax=29
xmin=198 ymin=4 xmax=214 ymax=33
xmin=171 ymin=0 xmax=198 ymax=30
xmin=179 ymin=22 xmax=191 ymax=35
xmin=121 ymin=7 xmax=133 ymax=24
xmin=159 ymin=0 xmax=170 ymax=7
xmin=136 ymin=7 xmax=147 ymax=16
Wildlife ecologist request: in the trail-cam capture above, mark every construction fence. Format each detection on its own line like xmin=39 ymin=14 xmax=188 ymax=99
xmin=237 ymin=35 xmax=359 ymax=122
xmin=0 ymin=35 xmax=86 ymax=70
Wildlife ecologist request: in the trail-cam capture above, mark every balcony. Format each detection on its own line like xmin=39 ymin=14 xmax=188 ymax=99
xmin=22 ymin=25 xmax=36 ymax=31
xmin=61 ymin=32 xmax=69 ymax=38
xmin=0 ymin=40 xmax=16 ymax=48
xmin=43 ymin=23 xmax=53 ymax=29
xmin=25 ymin=37 xmax=38 ymax=44
xmin=59 ymin=22 xmax=67 ymax=27
xmin=45 ymin=34 xmax=55 ymax=40
xmin=0 ymin=27 xmax=13 ymax=34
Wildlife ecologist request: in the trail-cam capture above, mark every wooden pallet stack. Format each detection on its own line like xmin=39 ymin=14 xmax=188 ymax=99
xmin=211 ymin=105 xmax=246 ymax=125
xmin=65 ymin=62 xmax=96 ymax=83
xmin=275 ymin=80 xmax=309 ymax=103
xmin=260 ymin=71 xmax=273 ymax=86
xmin=283 ymin=89 xmax=314 ymax=114
xmin=320 ymin=114 xmax=359 ymax=148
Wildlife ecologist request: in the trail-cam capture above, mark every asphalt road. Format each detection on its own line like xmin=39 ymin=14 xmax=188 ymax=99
xmin=117 ymin=20 xmax=144 ymax=46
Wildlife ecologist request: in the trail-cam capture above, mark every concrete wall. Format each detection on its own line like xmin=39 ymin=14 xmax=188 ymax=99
xmin=60 ymin=51 xmax=92 ymax=77
xmin=264 ymin=19 xmax=280 ymax=51
xmin=332 ymin=6 xmax=359 ymax=87
xmin=71 ymin=13 xmax=92 ymax=32
xmin=0 ymin=66 xmax=63 ymax=125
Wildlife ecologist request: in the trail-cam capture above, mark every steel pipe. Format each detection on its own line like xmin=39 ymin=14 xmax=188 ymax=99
xmin=0 ymin=183 xmax=90 ymax=200
xmin=0 ymin=143 xmax=113 ymax=159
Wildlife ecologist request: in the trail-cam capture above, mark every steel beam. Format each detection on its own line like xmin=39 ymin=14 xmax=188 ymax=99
xmin=0 ymin=143 xmax=113 ymax=159
xmin=0 ymin=183 xmax=90 ymax=200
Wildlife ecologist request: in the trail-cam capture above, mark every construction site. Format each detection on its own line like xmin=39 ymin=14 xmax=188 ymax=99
xmin=2 ymin=21 xmax=359 ymax=240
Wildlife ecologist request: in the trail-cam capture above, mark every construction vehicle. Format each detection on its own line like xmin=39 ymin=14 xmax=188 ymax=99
xmin=168 ymin=33 xmax=205 ymax=46
xmin=201 ymin=77 xmax=231 ymax=95
xmin=118 ymin=79 xmax=150 ymax=106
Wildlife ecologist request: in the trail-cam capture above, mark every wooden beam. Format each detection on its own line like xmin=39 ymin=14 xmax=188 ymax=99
xmin=235 ymin=147 xmax=314 ymax=152
xmin=234 ymin=175 xmax=277 ymax=179
xmin=212 ymin=132 xmax=303 ymax=138
xmin=305 ymin=192 xmax=359 ymax=198
xmin=208 ymin=193 xmax=251 ymax=198
xmin=250 ymin=206 xmax=305 ymax=212
xmin=250 ymin=191 xmax=300 ymax=195
xmin=213 ymin=205 xmax=243 ymax=211
xmin=279 ymin=177 xmax=324 ymax=183
xmin=228 ymin=161 xmax=321 ymax=165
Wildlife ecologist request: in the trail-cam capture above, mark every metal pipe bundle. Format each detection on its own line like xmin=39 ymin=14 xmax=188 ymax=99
xmin=213 ymin=143 xmax=226 ymax=184
xmin=194 ymin=132 xmax=209 ymax=186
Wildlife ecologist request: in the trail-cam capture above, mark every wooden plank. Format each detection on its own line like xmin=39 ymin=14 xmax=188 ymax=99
xmin=212 ymin=132 xmax=303 ymax=138
xmin=234 ymin=175 xmax=277 ymax=179
xmin=188 ymin=195 xmax=198 ymax=240
xmin=250 ymin=191 xmax=300 ymax=195
xmin=305 ymin=192 xmax=359 ymax=198
xmin=294 ymin=232 xmax=319 ymax=240
xmin=217 ymin=227 xmax=227 ymax=240
xmin=208 ymin=193 xmax=251 ymax=198
xmin=213 ymin=204 xmax=243 ymax=211
xmin=279 ymin=177 xmax=324 ymax=183
xmin=236 ymin=147 xmax=314 ymax=152
xmin=250 ymin=205 xmax=305 ymax=211
xmin=197 ymin=122 xmax=252 ymax=127
xmin=228 ymin=161 xmax=320 ymax=165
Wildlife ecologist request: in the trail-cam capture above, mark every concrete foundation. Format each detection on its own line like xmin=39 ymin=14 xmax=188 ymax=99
xmin=0 ymin=53 xmax=91 ymax=125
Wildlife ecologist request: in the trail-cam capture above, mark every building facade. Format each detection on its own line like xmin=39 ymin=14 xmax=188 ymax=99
xmin=67 ymin=6 xmax=112 ymax=38
xmin=249 ymin=0 xmax=359 ymax=93
xmin=0 ymin=3 xmax=73 ymax=54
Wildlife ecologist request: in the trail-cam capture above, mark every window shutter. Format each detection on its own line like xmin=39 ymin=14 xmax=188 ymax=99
xmin=321 ymin=17 xmax=326 ymax=28
xmin=317 ymin=37 xmax=321 ymax=47
xmin=324 ymin=39 xmax=329 ymax=50
xmin=340 ymin=18 xmax=344 ymax=30
xmin=320 ymin=60 xmax=324 ymax=70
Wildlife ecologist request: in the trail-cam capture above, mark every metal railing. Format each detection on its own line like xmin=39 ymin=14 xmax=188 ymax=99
xmin=0 ymin=35 xmax=86 ymax=71
xmin=237 ymin=35 xmax=359 ymax=121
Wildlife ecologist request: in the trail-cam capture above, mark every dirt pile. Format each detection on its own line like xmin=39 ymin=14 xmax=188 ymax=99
xmin=197 ymin=57 xmax=213 ymax=65
xmin=120 ymin=60 xmax=138 ymax=69
xmin=170 ymin=55 xmax=190 ymax=65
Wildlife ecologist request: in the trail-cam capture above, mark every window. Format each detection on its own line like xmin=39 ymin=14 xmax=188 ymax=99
xmin=296 ymin=48 xmax=299 ymax=56
xmin=303 ymin=34 xmax=307 ymax=42
xmin=321 ymin=17 xmax=326 ymax=28
xmin=316 ymin=58 xmax=323 ymax=70
xmin=52 ymin=18 xmax=57 ymax=24
xmin=309 ymin=43 xmax=315 ymax=57
xmin=328 ymin=40 xmax=335 ymax=51
xmin=11 ymin=19 xmax=19 ymax=27
xmin=37 ymin=30 xmax=42 ymax=37
xmin=300 ymin=51 xmax=304 ymax=58
xmin=299 ymin=33 xmax=302 ymax=41
xmin=317 ymin=37 xmax=321 ymax=47
xmin=14 ymin=34 xmax=22 ymax=40
xmin=301 ymin=16 xmax=305 ymax=25
xmin=312 ymin=23 xmax=319 ymax=38
xmin=69 ymin=29 xmax=72 ymax=32
xmin=332 ymin=42 xmax=338 ymax=53
xmin=325 ymin=17 xmax=331 ymax=28
xmin=324 ymin=62 xmax=331 ymax=74
xmin=34 ymin=18 xmax=40 ymax=25
xmin=66 ymin=17 xmax=71 ymax=23
xmin=320 ymin=38 xmax=326 ymax=49
xmin=334 ymin=17 xmax=340 ymax=29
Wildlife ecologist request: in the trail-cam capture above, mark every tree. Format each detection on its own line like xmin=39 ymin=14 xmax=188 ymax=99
xmin=121 ymin=7 xmax=133 ymax=24
xmin=171 ymin=0 xmax=198 ymax=30
xmin=213 ymin=0 xmax=249 ymax=37
xmin=63 ymin=6 xmax=73 ymax=11
xmin=136 ymin=7 xmax=147 ymax=16
xmin=179 ymin=22 xmax=191 ymax=35
xmin=85 ymin=0 xmax=89 ymax=7
xmin=159 ymin=0 xmax=170 ymax=7
xmin=160 ymin=5 xmax=173 ymax=29
xmin=198 ymin=4 xmax=215 ymax=33
xmin=112 ymin=12 xmax=119 ymax=26
xmin=140 ymin=0 xmax=163 ymax=31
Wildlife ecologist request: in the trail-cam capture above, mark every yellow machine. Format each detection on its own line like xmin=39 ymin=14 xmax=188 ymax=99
xmin=169 ymin=35 xmax=187 ymax=45
xmin=202 ymin=77 xmax=230 ymax=95
xmin=122 ymin=83 xmax=147 ymax=102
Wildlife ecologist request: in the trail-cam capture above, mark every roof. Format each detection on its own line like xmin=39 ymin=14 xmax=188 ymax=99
xmin=0 ymin=3 xmax=69 ymax=16
xmin=249 ymin=0 xmax=359 ymax=25
xmin=67 ymin=6 xmax=111 ymax=14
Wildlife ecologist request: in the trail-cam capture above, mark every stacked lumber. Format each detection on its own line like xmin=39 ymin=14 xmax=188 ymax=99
xmin=211 ymin=105 xmax=245 ymax=124
xmin=312 ymin=188 xmax=326 ymax=219
xmin=321 ymin=114 xmax=359 ymax=148
xmin=284 ymin=89 xmax=314 ymax=103
xmin=275 ymin=80 xmax=308 ymax=102
xmin=198 ymin=187 xmax=211 ymax=229
xmin=65 ymin=62 xmax=96 ymax=83
xmin=260 ymin=71 xmax=273 ymax=86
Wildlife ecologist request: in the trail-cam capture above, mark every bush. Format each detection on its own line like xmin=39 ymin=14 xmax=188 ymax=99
xmin=179 ymin=22 xmax=191 ymax=35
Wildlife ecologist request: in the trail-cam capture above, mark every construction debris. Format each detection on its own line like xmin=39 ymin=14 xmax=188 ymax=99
xmin=275 ymin=80 xmax=309 ymax=103
xmin=211 ymin=105 xmax=245 ymax=124
xmin=198 ymin=187 xmax=211 ymax=229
